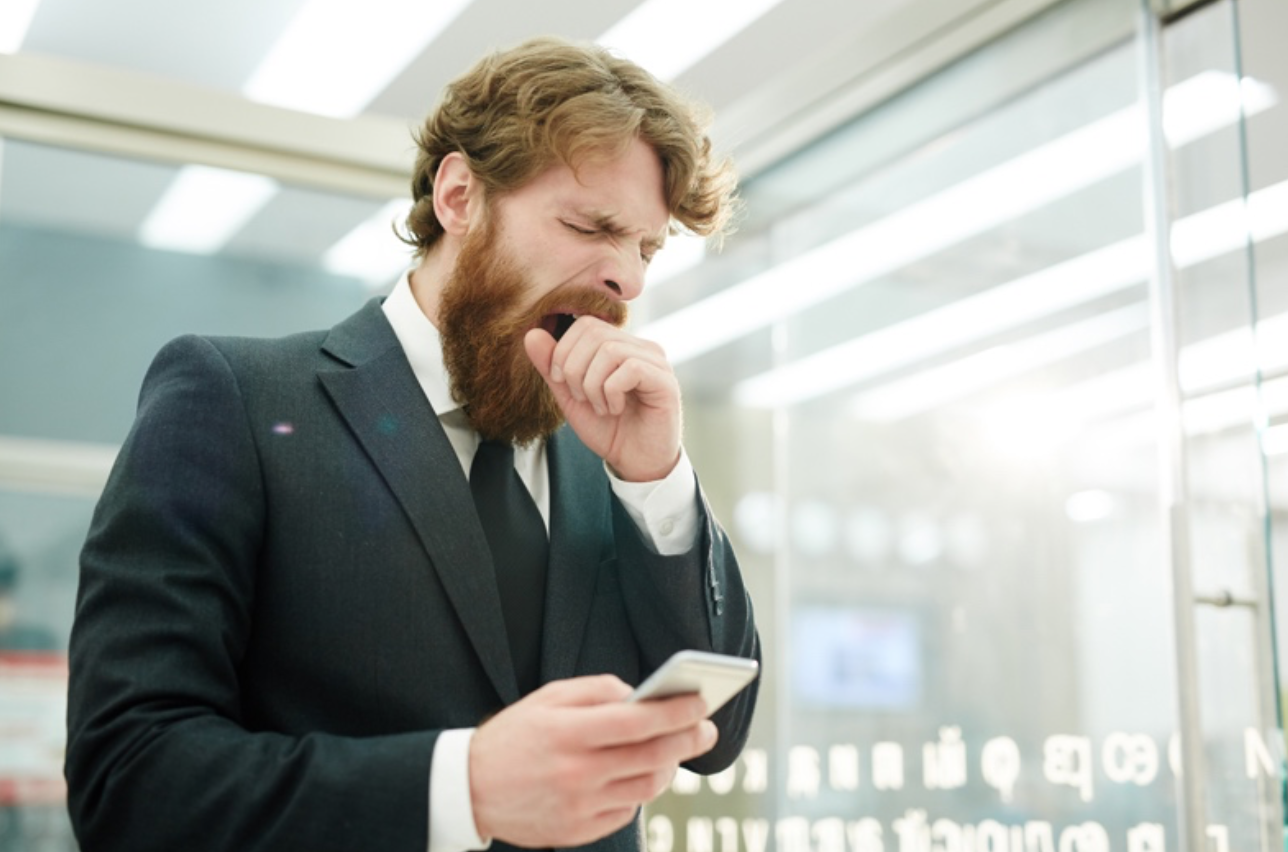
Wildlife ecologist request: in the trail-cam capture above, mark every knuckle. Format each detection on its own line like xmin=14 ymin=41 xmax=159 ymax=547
xmin=552 ymin=757 xmax=585 ymax=793
xmin=641 ymin=736 xmax=674 ymax=767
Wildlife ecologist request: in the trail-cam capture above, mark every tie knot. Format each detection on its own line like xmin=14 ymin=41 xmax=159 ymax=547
xmin=471 ymin=440 xmax=514 ymax=482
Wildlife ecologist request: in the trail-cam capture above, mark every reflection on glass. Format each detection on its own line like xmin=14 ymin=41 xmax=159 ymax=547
xmin=645 ymin=0 xmax=1286 ymax=846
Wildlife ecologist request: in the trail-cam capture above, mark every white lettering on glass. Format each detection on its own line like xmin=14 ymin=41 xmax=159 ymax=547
xmin=647 ymin=815 xmax=674 ymax=852
xmin=708 ymin=764 xmax=737 ymax=796
xmin=777 ymin=817 xmax=812 ymax=852
xmin=829 ymin=744 xmax=861 ymax=791
xmin=1044 ymin=736 xmax=1094 ymax=802
xmin=688 ymin=818 xmax=715 ymax=852
xmin=1057 ymin=823 xmax=1109 ymax=852
xmin=743 ymin=819 xmax=771 ymax=852
xmin=848 ymin=818 xmax=885 ymax=852
xmin=787 ymin=746 xmax=821 ymax=800
xmin=981 ymin=737 xmax=1022 ymax=803
xmin=1245 ymin=727 xmax=1279 ymax=779
xmin=743 ymin=749 xmax=769 ymax=793
xmin=813 ymin=818 xmax=846 ymax=852
xmin=715 ymin=818 xmax=739 ymax=852
xmin=671 ymin=767 xmax=702 ymax=795
xmin=924 ymin=727 xmax=968 ymax=791
xmin=1102 ymin=733 xmax=1159 ymax=786
xmin=892 ymin=809 xmax=931 ymax=852
xmin=874 ymin=742 xmax=906 ymax=791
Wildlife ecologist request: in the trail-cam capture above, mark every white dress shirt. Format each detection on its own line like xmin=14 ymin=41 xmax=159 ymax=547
xmin=380 ymin=276 xmax=700 ymax=851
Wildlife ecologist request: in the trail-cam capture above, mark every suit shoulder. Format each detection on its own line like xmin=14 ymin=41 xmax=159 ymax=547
xmin=148 ymin=326 xmax=332 ymax=379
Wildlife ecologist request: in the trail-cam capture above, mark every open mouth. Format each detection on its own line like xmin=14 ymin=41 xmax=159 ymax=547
xmin=540 ymin=313 xmax=579 ymax=341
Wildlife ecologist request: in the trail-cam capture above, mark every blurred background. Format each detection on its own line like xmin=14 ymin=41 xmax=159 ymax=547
xmin=0 ymin=0 xmax=1285 ymax=848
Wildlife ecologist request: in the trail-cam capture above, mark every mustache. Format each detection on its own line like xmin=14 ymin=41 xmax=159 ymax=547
xmin=523 ymin=282 xmax=629 ymax=337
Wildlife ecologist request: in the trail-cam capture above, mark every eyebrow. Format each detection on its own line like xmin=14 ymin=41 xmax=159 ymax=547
xmin=577 ymin=210 xmax=668 ymax=252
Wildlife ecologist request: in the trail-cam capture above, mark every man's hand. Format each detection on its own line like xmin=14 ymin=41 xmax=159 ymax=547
xmin=468 ymin=674 xmax=717 ymax=848
xmin=525 ymin=320 xmax=681 ymax=482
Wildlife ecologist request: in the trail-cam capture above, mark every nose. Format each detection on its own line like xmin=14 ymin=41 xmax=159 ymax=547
xmin=599 ymin=247 xmax=646 ymax=302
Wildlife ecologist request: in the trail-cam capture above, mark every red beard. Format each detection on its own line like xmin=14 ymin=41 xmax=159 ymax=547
xmin=437 ymin=213 xmax=628 ymax=445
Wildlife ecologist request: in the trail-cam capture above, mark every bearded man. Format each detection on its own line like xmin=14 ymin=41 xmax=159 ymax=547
xmin=65 ymin=36 xmax=760 ymax=852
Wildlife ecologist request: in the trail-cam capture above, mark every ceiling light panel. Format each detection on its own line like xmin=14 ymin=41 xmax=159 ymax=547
xmin=244 ymin=0 xmax=474 ymax=117
xmin=848 ymin=304 xmax=1151 ymax=422
xmin=0 ymin=0 xmax=41 ymax=54
xmin=597 ymin=0 xmax=787 ymax=81
xmin=640 ymin=72 xmax=1278 ymax=367
xmin=323 ymin=199 xmax=414 ymax=289
xmin=735 ymin=178 xmax=1288 ymax=410
xmin=138 ymin=165 xmax=278 ymax=255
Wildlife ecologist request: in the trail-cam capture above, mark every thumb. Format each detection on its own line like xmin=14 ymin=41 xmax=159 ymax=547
xmin=530 ymin=674 xmax=633 ymax=707
xmin=524 ymin=329 xmax=577 ymax=414
xmin=524 ymin=328 xmax=557 ymax=382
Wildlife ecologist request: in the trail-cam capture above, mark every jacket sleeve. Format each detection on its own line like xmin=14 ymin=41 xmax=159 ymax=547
xmin=65 ymin=335 xmax=436 ymax=852
xmin=612 ymin=485 xmax=761 ymax=775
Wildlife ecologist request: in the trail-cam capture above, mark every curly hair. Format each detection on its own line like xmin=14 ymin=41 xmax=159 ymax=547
xmin=402 ymin=36 xmax=738 ymax=257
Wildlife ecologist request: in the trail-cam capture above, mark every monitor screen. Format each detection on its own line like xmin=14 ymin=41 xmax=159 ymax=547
xmin=791 ymin=605 xmax=923 ymax=709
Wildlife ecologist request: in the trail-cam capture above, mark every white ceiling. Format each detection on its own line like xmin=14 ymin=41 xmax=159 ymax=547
xmin=17 ymin=0 xmax=914 ymax=152
xmin=3 ymin=0 xmax=1027 ymax=279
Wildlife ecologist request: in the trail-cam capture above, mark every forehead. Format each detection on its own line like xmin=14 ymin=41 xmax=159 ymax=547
xmin=503 ymin=138 xmax=671 ymax=241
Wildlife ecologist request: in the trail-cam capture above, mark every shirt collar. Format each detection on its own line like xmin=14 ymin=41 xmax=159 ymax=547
xmin=381 ymin=273 xmax=461 ymax=418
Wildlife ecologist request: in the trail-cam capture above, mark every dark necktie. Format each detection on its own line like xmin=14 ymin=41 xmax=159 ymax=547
xmin=469 ymin=440 xmax=548 ymax=695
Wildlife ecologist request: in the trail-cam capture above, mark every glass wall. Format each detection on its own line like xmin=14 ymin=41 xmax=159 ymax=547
xmin=642 ymin=0 xmax=1287 ymax=847
xmin=0 ymin=139 xmax=409 ymax=849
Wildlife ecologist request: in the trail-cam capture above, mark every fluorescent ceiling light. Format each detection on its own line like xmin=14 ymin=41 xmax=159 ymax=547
xmin=737 ymin=178 xmax=1287 ymax=410
xmin=1182 ymin=377 xmax=1288 ymax=438
xmin=244 ymin=0 xmax=473 ymax=117
xmin=323 ymin=199 xmax=414 ymax=288
xmin=646 ymin=233 xmax=707 ymax=287
xmin=1264 ymin=424 xmax=1288 ymax=457
xmin=598 ymin=0 xmax=786 ymax=81
xmin=979 ymin=308 xmax=1288 ymax=450
xmin=1065 ymin=490 xmax=1120 ymax=523
xmin=139 ymin=166 xmax=278 ymax=255
xmin=734 ymin=236 xmax=1151 ymax=407
xmin=848 ymin=304 xmax=1151 ymax=421
xmin=640 ymin=71 xmax=1279 ymax=365
xmin=0 ymin=0 xmax=41 ymax=54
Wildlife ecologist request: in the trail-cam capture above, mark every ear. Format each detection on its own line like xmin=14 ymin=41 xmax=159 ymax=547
xmin=433 ymin=152 xmax=481 ymax=237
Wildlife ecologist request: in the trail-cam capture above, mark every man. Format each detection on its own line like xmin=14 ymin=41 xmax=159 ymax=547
xmin=65 ymin=36 xmax=759 ymax=852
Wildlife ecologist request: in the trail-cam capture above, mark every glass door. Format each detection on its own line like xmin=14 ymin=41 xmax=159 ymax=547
xmin=641 ymin=0 xmax=1288 ymax=847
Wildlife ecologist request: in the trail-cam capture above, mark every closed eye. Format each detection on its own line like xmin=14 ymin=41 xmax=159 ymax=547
xmin=563 ymin=221 xmax=596 ymax=236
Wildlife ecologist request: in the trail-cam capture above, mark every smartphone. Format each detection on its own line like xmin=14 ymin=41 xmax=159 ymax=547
xmin=627 ymin=650 xmax=759 ymax=717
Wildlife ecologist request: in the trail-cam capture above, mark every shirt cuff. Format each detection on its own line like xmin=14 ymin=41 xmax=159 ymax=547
xmin=607 ymin=448 xmax=700 ymax=556
xmin=429 ymin=728 xmax=489 ymax=852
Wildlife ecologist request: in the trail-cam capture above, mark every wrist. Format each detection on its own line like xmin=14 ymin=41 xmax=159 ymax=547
xmin=466 ymin=735 xmax=493 ymax=842
xmin=609 ymin=447 xmax=681 ymax=483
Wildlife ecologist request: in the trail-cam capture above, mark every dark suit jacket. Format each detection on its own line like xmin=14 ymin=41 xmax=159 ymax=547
xmin=65 ymin=299 xmax=759 ymax=852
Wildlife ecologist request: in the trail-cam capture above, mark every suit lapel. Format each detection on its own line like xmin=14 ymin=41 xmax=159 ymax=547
xmin=541 ymin=427 xmax=610 ymax=683
xmin=317 ymin=300 xmax=519 ymax=705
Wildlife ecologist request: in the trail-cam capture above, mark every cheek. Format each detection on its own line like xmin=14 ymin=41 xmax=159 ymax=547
xmin=533 ymin=239 xmax=599 ymax=287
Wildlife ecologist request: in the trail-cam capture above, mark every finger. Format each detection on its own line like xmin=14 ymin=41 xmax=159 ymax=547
xmin=551 ymin=322 xmax=601 ymax=408
xmin=551 ymin=320 xmax=662 ymax=408
xmin=524 ymin=329 xmax=582 ymax=415
xmin=524 ymin=328 xmax=557 ymax=382
xmin=584 ymin=807 xmax=640 ymax=843
xmin=577 ymin=341 xmax=632 ymax=417
xmin=594 ymin=720 xmax=718 ymax=780
xmin=601 ymin=766 xmax=676 ymax=805
xmin=600 ymin=357 xmax=677 ymax=417
xmin=573 ymin=692 xmax=708 ymax=748
xmin=529 ymin=674 xmax=633 ymax=707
